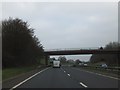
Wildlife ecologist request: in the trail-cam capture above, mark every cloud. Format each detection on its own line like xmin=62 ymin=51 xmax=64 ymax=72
xmin=2 ymin=2 xmax=118 ymax=60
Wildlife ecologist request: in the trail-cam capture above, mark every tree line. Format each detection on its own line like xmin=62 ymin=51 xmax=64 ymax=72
xmin=50 ymin=56 xmax=83 ymax=65
xmin=2 ymin=18 xmax=44 ymax=68
xmin=90 ymin=42 xmax=120 ymax=66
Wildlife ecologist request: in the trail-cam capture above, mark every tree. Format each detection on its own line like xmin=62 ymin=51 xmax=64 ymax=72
xmin=75 ymin=59 xmax=81 ymax=65
xmin=2 ymin=18 xmax=44 ymax=68
xmin=58 ymin=56 xmax=67 ymax=64
xmin=105 ymin=42 xmax=120 ymax=50
xmin=90 ymin=42 xmax=120 ymax=66
xmin=67 ymin=59 xmax=75 ymax=64
xmin=75 ymin=59 xmax=80 ymax=65
xmin=99 ymin=47 xmax=103 ymax=50
xmin=50 ymin=57 xmax=56 ymax=61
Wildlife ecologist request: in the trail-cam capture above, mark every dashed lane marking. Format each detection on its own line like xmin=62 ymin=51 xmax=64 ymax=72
xmin=67 ymin=74 xmax=70 ymax=76
xmin=80 ymin=82 xmax=88 ymax=88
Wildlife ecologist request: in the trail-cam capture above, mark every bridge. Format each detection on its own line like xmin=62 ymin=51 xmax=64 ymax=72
xmin=43 ymin=47 xmax=119 ymax=65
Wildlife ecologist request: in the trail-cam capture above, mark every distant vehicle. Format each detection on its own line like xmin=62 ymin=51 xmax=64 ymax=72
xmin=79 ymin=63 xmax=87 ymax=66
xmin=84 ymin=64 xmax=88 ymax=66
xmin=53 ymin=60 xmax=61 ymax=68
xmin=79 ymin=63 xmax=84 ymax=66
xmin=101 ymin=63 xmax=108 ymax=68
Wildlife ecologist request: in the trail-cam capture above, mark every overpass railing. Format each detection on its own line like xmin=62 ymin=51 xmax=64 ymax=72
xmin=44 ymin=47 xmax=100 ymax=52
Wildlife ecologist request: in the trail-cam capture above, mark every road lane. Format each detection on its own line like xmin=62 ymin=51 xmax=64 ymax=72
xmin=11 ymin=66 xmax=119 ymax=88
xmin=17 ymin=67 xmax=82 ymax=88
xmin=62 ymin=66 xmax=119 ymax=88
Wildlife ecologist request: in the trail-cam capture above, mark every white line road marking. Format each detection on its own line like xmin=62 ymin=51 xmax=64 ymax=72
xmin=10 ymin=67 xmax=50 ymax=90
xmin=60 ymin=68 xmax=64 ymax=71
xmin=67 ymin=74 xmax=70 ymax=76
xmin=93 ymin=73 xmax=120 ymax=80
xmin=80 ymin=82 xmax=88 ymax=88
xmin=61 ymin=68 xmax=70 ymax=77
xmin=61 ymin=68 xmax=66 ymax=73
xmin=72 ymin=68 xmax=120 ymax=80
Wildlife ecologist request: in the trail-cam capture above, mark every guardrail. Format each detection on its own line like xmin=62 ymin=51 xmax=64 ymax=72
xmin=94 ymin=66 xmax=120 ymax=71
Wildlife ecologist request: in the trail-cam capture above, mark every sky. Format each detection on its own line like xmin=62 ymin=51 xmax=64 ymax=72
xmin=1 ymin=2 xmax=118 ymax=61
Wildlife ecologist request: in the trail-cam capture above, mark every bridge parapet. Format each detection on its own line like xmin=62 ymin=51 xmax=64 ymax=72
xmin=44 ymin=47 xmax=119 ymax=55
xmin=44 ymin=47 xmax=100 ymax=52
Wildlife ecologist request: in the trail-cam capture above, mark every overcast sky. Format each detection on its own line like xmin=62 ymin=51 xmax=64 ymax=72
xmin=2 ymin=2 xmax=118 ymax=61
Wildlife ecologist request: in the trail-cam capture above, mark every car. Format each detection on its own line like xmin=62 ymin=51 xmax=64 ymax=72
xmin=101 ymin=64 xmax=108 ymax=68
xmin=79 ymin=63 xmax=84 ymax=66
xmin=84 ymin=64 xmax=88 ymax=66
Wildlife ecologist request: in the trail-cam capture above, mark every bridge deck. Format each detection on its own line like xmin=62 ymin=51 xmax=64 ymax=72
xmin=44 ymin=49 xmax=119 ymax=55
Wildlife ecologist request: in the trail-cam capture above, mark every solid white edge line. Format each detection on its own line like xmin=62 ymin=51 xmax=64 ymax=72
xmin=80 ymin=82 xmax=88 ymax=88
xmin=72 ymin=68 xmax=120 ymax=80
xmin=9 ymin=67 xmax=50 ymax=90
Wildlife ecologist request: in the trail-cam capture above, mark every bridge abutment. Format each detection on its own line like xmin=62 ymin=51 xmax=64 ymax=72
xmin=45 ymin=54 xmax=49 ymax=66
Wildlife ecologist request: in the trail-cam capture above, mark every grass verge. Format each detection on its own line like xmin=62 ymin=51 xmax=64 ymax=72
xmin=2 ymin=65 xmax=39 ymax=81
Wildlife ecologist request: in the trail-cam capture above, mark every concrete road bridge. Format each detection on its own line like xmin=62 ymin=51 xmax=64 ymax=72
xmin=43 ymin=47 xmax=119 ymax=65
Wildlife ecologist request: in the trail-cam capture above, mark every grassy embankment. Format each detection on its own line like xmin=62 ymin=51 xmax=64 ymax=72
xmin=3 ymin=65 xmax=37 ymax=81
xmin=75 ymin=63 xmax=119 ymax=79
xmin=3 ymin=59 xmax=46 ymax=81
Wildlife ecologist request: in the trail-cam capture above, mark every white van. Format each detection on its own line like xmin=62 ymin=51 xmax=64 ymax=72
xmin=53 ymin=60 xmax=61 ymax=68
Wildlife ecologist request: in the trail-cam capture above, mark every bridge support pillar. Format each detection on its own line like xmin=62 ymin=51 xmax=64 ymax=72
xmin=45 ymin=54 xmax=49 ymax=66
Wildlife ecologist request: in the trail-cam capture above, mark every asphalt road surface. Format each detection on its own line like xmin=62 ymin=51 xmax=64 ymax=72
xmin=13 ymin=66 xmax=119 ymax=88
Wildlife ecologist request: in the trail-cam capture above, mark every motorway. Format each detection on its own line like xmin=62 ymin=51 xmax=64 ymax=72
xmin=12 ymin=66 xmax=119 ymax=88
